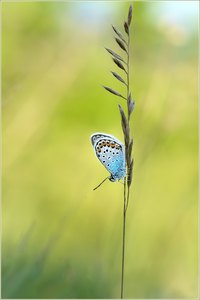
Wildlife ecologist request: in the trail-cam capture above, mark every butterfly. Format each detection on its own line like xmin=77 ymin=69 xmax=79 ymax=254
xmin=91 ymin=132 xmax=126 ymax=189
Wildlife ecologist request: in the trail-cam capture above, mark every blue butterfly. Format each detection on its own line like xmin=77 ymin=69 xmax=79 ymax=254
xmin=91 ymin=133 xmax=126 ymax=189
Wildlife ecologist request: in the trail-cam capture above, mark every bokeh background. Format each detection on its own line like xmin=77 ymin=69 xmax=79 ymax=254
xmin=2 ymin=1 xmax=198 ymax=298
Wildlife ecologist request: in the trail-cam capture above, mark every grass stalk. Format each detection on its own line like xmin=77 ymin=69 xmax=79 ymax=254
xmin=121 ymin=14 xmax=131 ymax=299
xmin=121 ymin=177 xmax=127 ymax=298
xmin=103 ymin=5 xmax=134 ymax=298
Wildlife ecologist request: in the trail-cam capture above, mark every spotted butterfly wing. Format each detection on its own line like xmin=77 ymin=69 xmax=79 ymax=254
xmin=91 ymin=133 xmax=126 ymax=181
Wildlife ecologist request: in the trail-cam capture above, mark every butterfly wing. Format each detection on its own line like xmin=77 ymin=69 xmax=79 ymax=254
xmin=91 ymin=133 xmax=126 ymax=180
xmin=91 ymin=132 xmax=123 ymax=147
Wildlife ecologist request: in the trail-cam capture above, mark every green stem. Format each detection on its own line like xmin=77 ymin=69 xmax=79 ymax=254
xmin=125 ymin=185 xmax=130 ymax=213
xmin=121 ymin=177 xmax=127 ymax=299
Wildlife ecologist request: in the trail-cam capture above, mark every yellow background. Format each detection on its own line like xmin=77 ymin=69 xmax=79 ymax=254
xmin=2 ymin=1 xmax=198 ymax=298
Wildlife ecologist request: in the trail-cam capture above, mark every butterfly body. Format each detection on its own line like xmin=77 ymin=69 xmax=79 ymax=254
xmin=91 ymin=133 xmax=126 ymax=182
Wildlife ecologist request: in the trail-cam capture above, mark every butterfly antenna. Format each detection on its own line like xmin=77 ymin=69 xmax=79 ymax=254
xmin=93 ymin=177 xmax=109 ymax=191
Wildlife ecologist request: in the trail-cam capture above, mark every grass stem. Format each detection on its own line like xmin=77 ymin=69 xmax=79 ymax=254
xmin=121 ymin=177 xmax=127 ymax=298
xmin=121 ymin=10 xmax=132 ymax=298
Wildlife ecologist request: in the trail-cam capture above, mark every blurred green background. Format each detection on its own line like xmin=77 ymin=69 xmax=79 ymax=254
xmin=2 ymin=1 xmax=198 ymax=298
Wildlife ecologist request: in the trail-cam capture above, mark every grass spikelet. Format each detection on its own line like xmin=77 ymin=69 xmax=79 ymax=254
xmin=128 ymin=5 xmax=133 ymax=26
xmin=115 ymin=37 xmax=127 ymax=53
xmin=111 ymin=71 xmax=127 ymax=86
xmin=102 ymin=86 xmax=126 ymax=100
xmin=112 ymin=57 xmax=127 ymax=73
xmin=112 ymin=25 xmax=127 ymax=44
xmin=105 ymin=47 xmax=126 ymax=63
xmin=124 ymin=22 xmax=129 ymax=35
